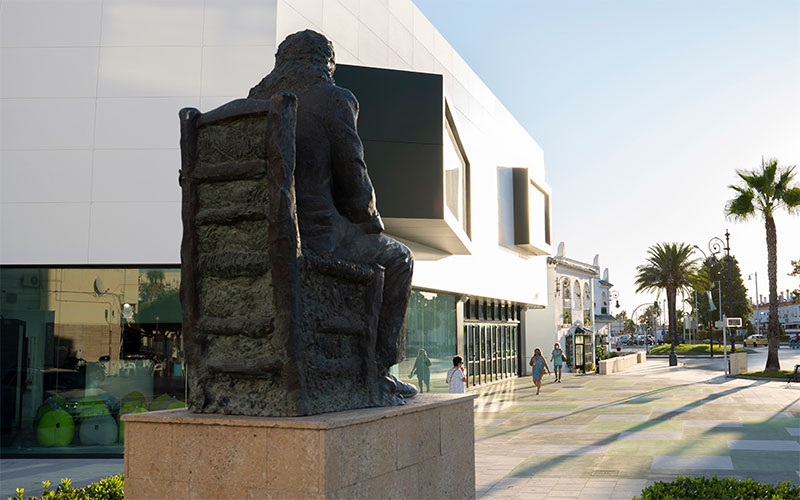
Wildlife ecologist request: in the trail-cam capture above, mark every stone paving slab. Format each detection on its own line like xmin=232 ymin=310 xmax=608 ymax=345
xmin=618 ymin=431 xmax=683 ymax=441
xmin=652 ymin=455 xmax=734 ymax=470
xmin=474 ymin=359 xmax=800 ymax=499
xmin=727 ymin=439 xmax=800 ymax=451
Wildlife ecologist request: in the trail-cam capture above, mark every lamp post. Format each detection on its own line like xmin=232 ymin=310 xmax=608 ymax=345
xmin=749 ymin=272 xmax=760 ymax=336
xmin=693 ymin=239 xmax=723 ymax=357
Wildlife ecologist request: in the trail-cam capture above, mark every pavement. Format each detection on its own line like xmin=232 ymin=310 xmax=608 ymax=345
xmin=1 ymin=346 xmax=799 ymax=500
xmin=474 ymin=348 xmax=800 ymax=500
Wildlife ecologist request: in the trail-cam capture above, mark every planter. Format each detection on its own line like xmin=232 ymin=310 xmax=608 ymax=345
xmin=598 ymin=352 xmax=645 ymax=375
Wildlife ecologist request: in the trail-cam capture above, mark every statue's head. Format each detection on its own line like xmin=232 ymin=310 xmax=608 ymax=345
xmin=276 ymin=29 xmax=335 ymax=80
xmin=248 ymin=30 xmax=337 ymax=97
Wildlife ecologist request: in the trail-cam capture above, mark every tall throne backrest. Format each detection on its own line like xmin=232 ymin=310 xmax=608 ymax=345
xmin=179 ymin=94 xmax=384 ymax=417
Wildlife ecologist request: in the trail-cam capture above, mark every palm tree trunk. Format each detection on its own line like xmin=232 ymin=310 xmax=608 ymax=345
xmin=764 ymin=214 xmax=781 ymax=371
xmin=668 ymin=286 xmax=678 ymax=365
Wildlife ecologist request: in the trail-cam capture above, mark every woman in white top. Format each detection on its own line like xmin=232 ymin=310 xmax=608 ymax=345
xmin=446 ymin=356 xmax=466 ymax=393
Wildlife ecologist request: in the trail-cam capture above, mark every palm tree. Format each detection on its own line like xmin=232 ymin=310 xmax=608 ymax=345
xmin=635 ymin=243 xmax=701 ymax=366
xmin=726 ymin=158 xmax=800 ymax=371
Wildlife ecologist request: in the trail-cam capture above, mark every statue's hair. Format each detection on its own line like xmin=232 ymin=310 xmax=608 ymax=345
xmin=248 ymin=30 xmax=335 ymax=98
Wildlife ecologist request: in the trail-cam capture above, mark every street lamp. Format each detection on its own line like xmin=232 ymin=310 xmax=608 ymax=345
xmin=610 ymin=290 xmax=620 ymax=309
xmin=696 ymin=231 xmax=735 ymax=354
xmin=748 ymin=272 xmax=760 ymax=336
xmin=693 ymin=242 xmax=721 ymax=357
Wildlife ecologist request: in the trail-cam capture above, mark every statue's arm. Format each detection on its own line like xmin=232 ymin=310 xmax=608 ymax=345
xmin=328 ymin=88 xmax=384 ymax=234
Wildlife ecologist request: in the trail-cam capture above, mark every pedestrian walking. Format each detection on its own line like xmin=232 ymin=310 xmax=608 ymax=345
xmin=529 ymin=348 xmax=550 ymax=395
xmin=550 ymin=342 xmax=565 ymax=383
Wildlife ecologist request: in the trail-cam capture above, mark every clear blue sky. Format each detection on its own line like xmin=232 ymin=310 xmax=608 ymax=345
xmin=416 ymin=0 xmax=800 ymax=315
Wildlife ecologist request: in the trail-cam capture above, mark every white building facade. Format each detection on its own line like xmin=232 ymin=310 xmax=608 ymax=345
xmin=1 ymin=0 xmax=552 ymax=456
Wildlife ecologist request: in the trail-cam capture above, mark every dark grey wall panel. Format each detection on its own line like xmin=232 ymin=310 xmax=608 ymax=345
xmin=334 ymin=64 xmax=443 ymax=145
xmin=363 ymin=140 xmax=443 ymax=219
xmin=334 ymin=64 xmax=445 ymax=220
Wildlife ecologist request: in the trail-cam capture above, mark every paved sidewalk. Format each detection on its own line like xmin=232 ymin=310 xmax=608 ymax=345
xmin=2 ymin=356 xmax=798 ymax=500
xmin=473 ymin=359 xmax=800 ymax=499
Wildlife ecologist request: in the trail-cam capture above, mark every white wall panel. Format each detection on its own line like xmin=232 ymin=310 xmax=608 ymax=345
xmin=93 ymin=97 xmax=199 ymax=149
xmin=91 ymin=149 xmax=181 ymax=202
xmin=1 ymin=150 xmax=93 ymax=203
xmin=88 ymin=201 xmax=181 ymax=263
xmin=100 ymin=0 xmax=204 ymax=46
xmin=359 ymin=0 xmax=389 ymax=41
xmin=337 ymin=0 xmax=359 ymax=17
xmin=286 ymin=0 xmax=324 ymax=29
xmin=387 ymin=16 xmax=413 ymax=65
xmin=385 ymin=49 xmax=412 ymax=71
xmin=98 ymin=47 xmax=202 ymax=97
xmin=199 ymin=96 xmax=239 ymax=112
xmin=1 ymin=48 xmax=99 ymax=98
xmin=412 ymin=38 xmax=434 ymax=73
xmin=0 ymin=99 xmax=96 ymax=150
xmin=0 ymin=0 xmax=101 ymax=48
xmin=276 ymin=0 xmax=322 ymax=43
xmin=204 ymin=0 xmax=278 ymax=46
xmin=357 ymin=23 xmax=388 ymax=68
xmin=388 ymin=0 xmax=412 ymax=28
xmin=202 ymin=46 xmax=275 ymax=97
xmin=0 ymin=203 xmax=90 ymax=264
xmin=411 ymin=4 xmax=433 ymax=49
xmin=322 ymin=0 xmax=359 ymax=57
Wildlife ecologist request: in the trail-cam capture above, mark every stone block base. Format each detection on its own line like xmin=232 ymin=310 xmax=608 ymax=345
xmin=123 ymin=394 xmax=475 ymax=499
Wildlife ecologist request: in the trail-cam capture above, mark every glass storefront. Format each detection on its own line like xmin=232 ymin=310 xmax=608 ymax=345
xmin=463 ymin=298 xmax=521 ymax=387
xmin=392 ymin=290 xmax=457 ymax=393
xmin=0 ymin=267 xmax=185 ymax=456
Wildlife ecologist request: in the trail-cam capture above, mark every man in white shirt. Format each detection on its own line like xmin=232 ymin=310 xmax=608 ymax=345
xmin=446 ymin=356 xmax=466 ymax=393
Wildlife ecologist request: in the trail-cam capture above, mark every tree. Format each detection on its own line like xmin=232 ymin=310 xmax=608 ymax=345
xmin=790 ymin=259 xmax=800 ymax=301
xmin=726 ymin=158 xmax=800 ymax=371
xmin=692 ymin=255 xmax=753 ymax=343
xmin=635 ymin=243 xmax=701 ymax=365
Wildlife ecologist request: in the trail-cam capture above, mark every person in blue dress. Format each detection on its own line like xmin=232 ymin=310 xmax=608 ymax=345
xmin=529 ymin=348 xmax=551 ymax=395
xmin=550 ymin=342 xmax=565 ymax=383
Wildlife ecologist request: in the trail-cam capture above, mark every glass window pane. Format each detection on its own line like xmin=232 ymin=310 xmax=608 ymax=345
xmin=0 ymin=267 xmax=186 ymax=456
xmin=393 ymin=290 xmax=457 ymax=394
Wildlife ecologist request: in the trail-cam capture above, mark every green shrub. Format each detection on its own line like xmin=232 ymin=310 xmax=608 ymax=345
xmin=634 ymin=476 xmax=800 ymax=500
xmin=11 ymin=475 xmax=124 ymax=500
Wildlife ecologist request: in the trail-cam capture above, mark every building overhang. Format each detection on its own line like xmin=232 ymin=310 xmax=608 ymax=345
xmin=334 ymin=64 xmax=472 ymax=256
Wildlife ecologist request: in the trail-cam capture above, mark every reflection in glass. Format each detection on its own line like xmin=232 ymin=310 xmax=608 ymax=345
xmin=390 ymin=291 xmax=456 ymax=393
xmin=0 ymin=268 xmax=185 ymax=456
xmin=444 ymin=116 xmax=468 ymax=234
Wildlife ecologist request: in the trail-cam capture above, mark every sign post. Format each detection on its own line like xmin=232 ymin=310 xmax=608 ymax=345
xmin=724 ymin=317 xmax=742 ymax=376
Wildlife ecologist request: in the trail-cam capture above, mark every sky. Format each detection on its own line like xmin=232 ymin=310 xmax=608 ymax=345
xmin=415 ymin=0 xmax=800 ymax=317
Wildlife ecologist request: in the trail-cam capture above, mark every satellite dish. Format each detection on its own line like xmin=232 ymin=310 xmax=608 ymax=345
xmin=93 ymin=277 xmax=106 ymax=295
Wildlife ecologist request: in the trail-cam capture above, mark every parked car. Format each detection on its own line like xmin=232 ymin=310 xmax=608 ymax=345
xmin=744 ymin=334 xmax=768 ymax=347
xmin=619 ymin=335 xmax=630 ymax=345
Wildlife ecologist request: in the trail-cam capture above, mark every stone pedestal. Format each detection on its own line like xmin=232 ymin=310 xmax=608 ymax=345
xmin=123 ymin=393 xmax=476 ymax=499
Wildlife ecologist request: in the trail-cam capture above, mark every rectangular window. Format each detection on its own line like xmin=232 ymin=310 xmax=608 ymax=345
xmin=391 ymin=290 xmax=457 ymax=393
xmin=0 ymin=267 xmax=185 ymax=457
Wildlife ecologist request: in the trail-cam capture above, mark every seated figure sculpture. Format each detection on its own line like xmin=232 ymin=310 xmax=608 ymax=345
xmin=178 ymin=30 xmax=414 ymax=417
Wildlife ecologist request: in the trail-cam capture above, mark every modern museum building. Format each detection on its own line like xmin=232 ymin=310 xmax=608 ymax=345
xmin=0 ymin=0 xmax=552 ymax=455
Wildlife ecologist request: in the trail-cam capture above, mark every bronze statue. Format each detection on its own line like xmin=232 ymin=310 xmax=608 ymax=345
xmin=248 ymin=30 xmax=416 ymax=400
xmin=178 ymin=30 xmax=415 ymax=417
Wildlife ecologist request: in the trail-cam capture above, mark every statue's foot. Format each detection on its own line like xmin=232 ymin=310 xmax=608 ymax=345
xmin=377 ymin=372 xmax=405 ymax=406
xmin=378 ymin=371 xmax=418 ymax=400
xmin=391 ymin=375 xmax=418 ymax=399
